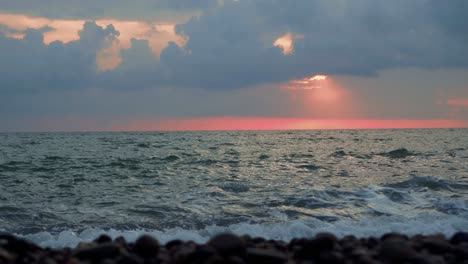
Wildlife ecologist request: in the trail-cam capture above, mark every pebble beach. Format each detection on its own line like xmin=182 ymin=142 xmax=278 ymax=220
xmin=2 ymin=232 xmax=468 ymax=264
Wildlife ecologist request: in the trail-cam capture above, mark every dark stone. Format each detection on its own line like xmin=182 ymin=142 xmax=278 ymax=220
xmin=0 ymin=235 xmax=42 ymax=254
xmin=451 ymin=232 xmax=468 ymax=245
xmin=114 ymin=236 xmax=128 ymax=248
xmin=355 ymin=255 xmax=376 ymax=264
xmin=203 ymin=255 xmax=225 ymax=264
xmin=0 ymin=233 xmax=16 ymax=241
xmin=421 ymin=237 xmax=453 ymax=254
xmin=227 ymin=255 xmax=246 ymax=264
xmin=341 ymin=235 xmax=357 ymax=243
xmin=172 ymin=244 xmax=196 ymax=263
xmin=318 ymin=251 xmax=345 ymax=264
xmin=293 ymin=234 xmax=338 ymax=260
xmin=134 ymin=235 xmax=159 ymax=258
xmin=246 ymin=248 xmax=287 ymax=264
xmin=273 ymin=241 xmax=288 ymax=252
xmin=17 ymin=253 xmax=40 ymax=264
xmin=95 ymin=234 xmax=112 ymax=244
xmin=365 ymin=237 xmax=379 ymax=249
xmin=116 ymin=252 xmax=143 ymax=264
xmin=294 ymin=242 xmax=320 ymax=259
xmin=49 ymin=248 xmax=72 ymax=264
xmin=156 ymin=248 xmax=170 ymax=263
xmin=404 ymin=254 xmax=434 ymax=264
xmin=40 ymin=257 xmax=57 ymax=264
xmin=73 ymin=244 xmax=121 ymax=261
xmin=165 ymin=239 xmax=183 ymax=250
xmin=315 ymin=233 xmax=338 ymax=251
xmin=288 ymin=238 xmax=305 ymax=251
xmin=379 ymin=239 xmax=416 ymax=262
xmin=2 ymin=232 xmax=468 ymax=264
xmin=340 ymin=236 xmax=359 ymax=255
xmin=100 ymin=258 xmax=115 ymax=264
xmin=0 ymin=248 xmax=14 ymax=262
xmin=190 ymin=245 xmax=217 ymax=261
xmin=349 ymin=248 xmax=370 ymax=261
xmin=208 ymin=233 xmax=246 ymax=257
xmin=443 ymin=253 xmax=457 ymax=264
xmin=454 ymin=246 xmax=468 ymax=260
xmin=252 ymin=237 xmax=266 ymax=244
xmin=381 ymin=232 xmax=409 ymax=241
xmin=241 ymin=235 xmax=252 ymax=242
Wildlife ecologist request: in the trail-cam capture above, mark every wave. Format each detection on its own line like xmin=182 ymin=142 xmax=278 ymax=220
xmin=0 ymin=160 xmax=32 ymax=172
xmin=379 ymin=148 xmax=414 ymax=159
xmin=160 ymin=155 xmax=181 ymax=162
xmin=18 ymin=214 xmax=468 ymax=248
xmin=386 ymin=176 xmax=468 ymax=191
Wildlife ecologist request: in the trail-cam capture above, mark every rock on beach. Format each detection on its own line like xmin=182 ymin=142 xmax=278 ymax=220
xmin=1 ymin=232 xmax=468 ymax=263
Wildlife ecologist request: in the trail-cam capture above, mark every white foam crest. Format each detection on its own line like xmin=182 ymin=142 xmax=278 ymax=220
xmin=18 ymin=214 xmax=468 ymax=248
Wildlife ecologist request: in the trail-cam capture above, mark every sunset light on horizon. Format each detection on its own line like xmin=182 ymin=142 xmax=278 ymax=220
xmin=32 ymin=117 xmax=468 ymax=132
xmin=124 ymin=117 xmax=468 ymax=132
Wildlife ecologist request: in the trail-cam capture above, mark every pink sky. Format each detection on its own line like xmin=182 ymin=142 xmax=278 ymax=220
xmin=108 ymin=117 xmax=468 ymax=132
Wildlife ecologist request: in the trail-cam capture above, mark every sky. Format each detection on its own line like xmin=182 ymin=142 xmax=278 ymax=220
xmin=0 ymin=0 xmax=467 ymax=131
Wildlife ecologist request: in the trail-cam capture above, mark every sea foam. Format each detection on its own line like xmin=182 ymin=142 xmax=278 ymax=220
xmin=19 ymin=213 xmax=468 ymax=248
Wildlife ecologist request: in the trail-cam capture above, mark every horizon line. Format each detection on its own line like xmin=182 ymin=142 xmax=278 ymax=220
xmin=1 ymin=117 xmax=467 ymax=133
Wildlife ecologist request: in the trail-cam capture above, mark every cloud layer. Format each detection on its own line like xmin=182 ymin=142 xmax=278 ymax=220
xmin=0 ymin=21 xmax=118 ymax=92
xmin=0 ymin=0 xmax=217 ymax=20
xmin=1 ymin=0 xmax=467 ymax=92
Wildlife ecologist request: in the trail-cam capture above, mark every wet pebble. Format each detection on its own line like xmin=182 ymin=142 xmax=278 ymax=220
xmin=246 ymin=248 xmax=287 ymax=264
xmin=451 ymin=232 xmax=468 ymax=245
xmin=134 ymin=235 xmax=159 ymax=258
xmin=0 ymin=232 xmax=467 ymax=264
xmin=73 ymin=244 xmax=121 ymax=261
xmin=94 ymin=234 xmax=112 ymax=244
xmin=208 ymin=233 xmax=246 ymax=257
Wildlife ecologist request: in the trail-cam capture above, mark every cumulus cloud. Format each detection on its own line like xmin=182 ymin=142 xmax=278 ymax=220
xmin=0 ymin=21 xmax=117 ymax=92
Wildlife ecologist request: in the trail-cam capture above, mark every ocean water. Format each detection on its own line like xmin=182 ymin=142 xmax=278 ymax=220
xmin=0 ymin=129 xmax=467 ymax=248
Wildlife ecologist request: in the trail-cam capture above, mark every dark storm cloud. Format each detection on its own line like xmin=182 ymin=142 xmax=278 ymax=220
xmin=0 ymin=0 xmax=217 ymax=19
xmin=161 ymin=0 xmax=468 ymax=89
xmin=0 ymin=0 xmax=467 ymax=91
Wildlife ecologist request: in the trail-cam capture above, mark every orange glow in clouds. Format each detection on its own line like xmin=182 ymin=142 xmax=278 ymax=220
xmin=283 ymin=75 xmax=329 ymax=90
xmin=274 ymin=32 xmax=303 ymax=55
xmin=309 ymin=75 xmax=328 ymax=81
xmin=0 ymin=13 xmax=187 ymax=70
xmin=274 ymin=33 xmax=294 ymax=55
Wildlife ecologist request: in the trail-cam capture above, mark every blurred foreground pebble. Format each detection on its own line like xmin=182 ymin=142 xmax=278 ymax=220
xmin=1 ymin=232 xmax=468 ymax=263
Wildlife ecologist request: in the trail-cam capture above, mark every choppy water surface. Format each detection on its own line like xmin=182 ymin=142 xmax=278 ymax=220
xmin=0 ymin=129 xmax=467 ymax=247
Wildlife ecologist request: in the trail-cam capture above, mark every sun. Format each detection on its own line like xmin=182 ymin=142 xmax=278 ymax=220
xmin=281 ymin=74 xmax=329 ymax=90
xmin=309 ymin=75 xmax=327 ymax=81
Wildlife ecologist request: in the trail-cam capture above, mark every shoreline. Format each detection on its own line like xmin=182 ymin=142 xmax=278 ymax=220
xmin=1 ymin=232 xmax=468 ymax=263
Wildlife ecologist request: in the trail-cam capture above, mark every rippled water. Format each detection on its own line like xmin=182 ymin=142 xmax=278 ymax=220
xmin=0 ymin=129 xmax=467 ymax=247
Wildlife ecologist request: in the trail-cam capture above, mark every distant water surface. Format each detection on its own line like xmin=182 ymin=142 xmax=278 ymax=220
xmin=0 ymin=129 xmax=467 ymax=247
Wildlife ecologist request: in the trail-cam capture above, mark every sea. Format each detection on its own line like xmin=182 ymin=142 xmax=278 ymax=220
xmin=0 ymin=129 xmax=467 ymax=248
